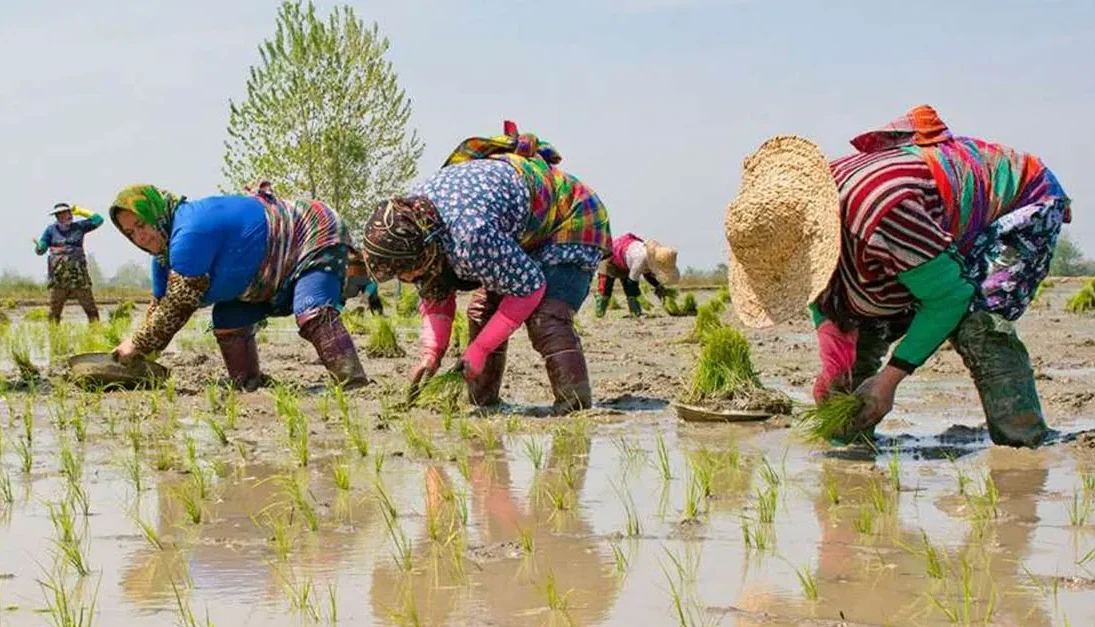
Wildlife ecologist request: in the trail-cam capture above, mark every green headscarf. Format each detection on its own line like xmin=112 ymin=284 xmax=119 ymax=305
xmin=109 ymin=184 xmax=183 ymax=264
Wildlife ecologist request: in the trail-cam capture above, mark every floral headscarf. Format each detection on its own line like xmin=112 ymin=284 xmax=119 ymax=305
xmin=359 ymin=196 xmax=448 ymax=295
xmin=109 ymin=184 xmax=183 ymax=264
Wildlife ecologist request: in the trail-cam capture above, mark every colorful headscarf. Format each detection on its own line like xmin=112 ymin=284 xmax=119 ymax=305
xmin=109 ymin=184 xmax=183 ymax=264
xmin=443 ymin=120 xmax=563 ymax=168
xmin=850 ymin=104 xmax=954 ymax=153
xmin=359 ymin=196 xmax=446 ymax=287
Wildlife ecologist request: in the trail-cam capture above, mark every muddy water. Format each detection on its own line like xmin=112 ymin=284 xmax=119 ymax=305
xmin=0 ymin=282 xmax=1093 ymax=626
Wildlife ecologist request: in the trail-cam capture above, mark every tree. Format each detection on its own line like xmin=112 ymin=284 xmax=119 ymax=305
xmin=222 ymin=1 xmax=423 ymax=236
xmin=1050 ymin=232 xmax=1094 ymax=277
xmin=87 ymin=254 xmax=105 ymax=285
xmin=108 ymin=260 xmax=152 ymax=290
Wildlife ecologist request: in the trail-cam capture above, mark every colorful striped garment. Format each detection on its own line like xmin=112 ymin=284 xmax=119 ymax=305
xmin=239 ymin=197 xmax=352 ymax=303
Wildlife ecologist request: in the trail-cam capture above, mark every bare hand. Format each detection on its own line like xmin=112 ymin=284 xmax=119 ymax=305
xmin=407 ymin=360 xmax=439 ymax=403
xmin=112 ymin=339 xmax=139 ymax=363
xmin=852 ymin=366 xmax=905 ymax=432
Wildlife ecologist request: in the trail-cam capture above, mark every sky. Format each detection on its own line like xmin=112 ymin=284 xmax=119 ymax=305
xmin=2 ymin=0 xmax=1093 ymax=279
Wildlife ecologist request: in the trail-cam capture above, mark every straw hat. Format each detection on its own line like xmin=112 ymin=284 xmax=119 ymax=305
xmin=643 ymin=239 xmax=680 ymax=285
xmin=48 ymin=203 xmax=72 ymax=216
xmin=724 ymin=135 xmax=841 ymax=328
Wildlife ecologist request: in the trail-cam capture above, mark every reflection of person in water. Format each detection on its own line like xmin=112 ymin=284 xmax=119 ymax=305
xmin=119 ymin=462 xmax=380 ymax=609
xmin=736 ymin=454 xmax=1055 ymax=626
xmin=370 ymin=434 xmax=623 ymax=626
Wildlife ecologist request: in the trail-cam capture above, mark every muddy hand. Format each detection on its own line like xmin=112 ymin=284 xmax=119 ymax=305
xmin=407 ymin=362 xmax=439 ymax=404
xmin=112 ymin=339 xmax=139 ymax=364
xmin=852 ymin=368 xmax=903 ymax=431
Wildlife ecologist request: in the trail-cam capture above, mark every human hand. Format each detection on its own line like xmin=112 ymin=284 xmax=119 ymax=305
xmin=112 ymin=339 xmax=139 ymax=363
xmin=654 ymin=285 xmax=668 ymax=300
xmin=852 ymin=366 xmax=905 ymax=432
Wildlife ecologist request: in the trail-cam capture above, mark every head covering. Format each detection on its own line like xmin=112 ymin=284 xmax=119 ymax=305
xmin=108 ymin=185 xmax=183 ymax=262
xmin=443 ymin=120 xmax=562 ymax=168
xmin=49 ymin=203 xmax=72 ymax=216
xmin=850 ymin=104 xmax=953 ymax=153
xmin=643 ymin=239 xmax=681 ymax=285
xmin=724 ymin=136 xmax=841 ymax=328
xmin=359 ymin=197 xmax=445 ymax=287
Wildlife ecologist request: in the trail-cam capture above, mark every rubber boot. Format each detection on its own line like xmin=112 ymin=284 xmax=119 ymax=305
xmin=594 ymin=295 xmax=609 ymax=318
xmin=297 ymin=309 xmax=370 ymax=390
xmin=953 ymin=312 xmax=1049 ymax=448
xmin=466 ymin=289 xmax=507 ymax=406
xmin=626 ymin=297 xmax=643 ymax=318
xmin=526 ymin=299 xmax=592 ymax=415
xmin=214 ymin=326 xmax=265 ymax=392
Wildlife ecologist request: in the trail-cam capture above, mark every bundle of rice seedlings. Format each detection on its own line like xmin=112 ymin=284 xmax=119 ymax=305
xmin=608 ymin=295 xmax=622 ymax=311
xmin=680 ymin=293 xmax=699 ymax=315
xmin=715 ymin=286 xmax=732 ymax=305
xmin=797 ymin=392 xmax=865 ymax=444
xmin=2 ymin=298 xmax=16 ymax=309
xmin=1066 ymin=279 xmax=1095 ymax=314
xmin=682 ymin=326 xmax=759 ymax=402
xmin=342 ymin=307 xmax=371 ymax=335
xmin=365 ymin=318 xmax=406 ymax=358
xmin=109 ymin=300 xmax=135 ymax=323
xmin=637 ymin=293 xmax=655 ymax=312
xmin=663 ymin=295 xmax=682 ymax=316
xmin=413 ymin=370 xmax=466 ymax=410
xmin=10 ymin=343 xmax=39 ymax=382
xmin=24 ymin=308 xmax=49 ymax=322
xmin=686 ymin=302 xmax=723 ymax=342
xmin=396 ymin=289 xmax=420 ymax=318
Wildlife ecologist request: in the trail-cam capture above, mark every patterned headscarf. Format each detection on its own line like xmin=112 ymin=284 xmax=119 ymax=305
xmin=443 ymin=120 xmax=562 ymax=168
xmin=109 ymin=184 xmax=183 ymax=264
xmin=850 ymin=104 xmax=954 ymax=153
xmin=359 ymin=196 xmax=446 ymax=287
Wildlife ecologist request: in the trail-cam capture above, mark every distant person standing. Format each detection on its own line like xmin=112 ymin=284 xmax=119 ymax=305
xmin=34 ymin=202 xmax=103 ymax=323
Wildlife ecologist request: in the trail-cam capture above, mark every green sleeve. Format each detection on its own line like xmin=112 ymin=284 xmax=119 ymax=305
xmin=808 ymin=302 xmax=825 ymax=328
xmin=891 ymin=249 xmax=974 ymax=372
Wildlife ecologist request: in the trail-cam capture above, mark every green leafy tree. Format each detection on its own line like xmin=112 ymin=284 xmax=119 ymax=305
xmin=223 ymin=0 xmax=423 ymax=234
xmin=1050 ymin=232 xmax=1095 ymax=277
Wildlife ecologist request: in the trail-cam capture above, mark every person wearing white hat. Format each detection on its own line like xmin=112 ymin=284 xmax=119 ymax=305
xmin=594 ymin=233 xmax=681 ymax=317
xmin=723 ymin=105 xmax=1071 ymax=447
xmin=34 ymin=202 xmax=104 ymax=324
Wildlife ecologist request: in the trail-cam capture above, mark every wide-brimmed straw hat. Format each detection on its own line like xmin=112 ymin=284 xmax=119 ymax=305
xmin=643 ymin=239 xmax=681 ymax=285
xmin=49 ymin=203 xmax=72 ymax=216
xmin=724 ymin=135 xmax=841 ymax=328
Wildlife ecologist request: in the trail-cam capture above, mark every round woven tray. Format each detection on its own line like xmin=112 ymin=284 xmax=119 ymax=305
xmin=672 ymin=402 xmax=773 ymax=423
xmin=67 ymin=352 xmax=169 ymax=389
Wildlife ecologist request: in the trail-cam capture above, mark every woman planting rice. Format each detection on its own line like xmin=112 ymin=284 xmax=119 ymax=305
xmin=359 ymin=121 xmax=612 ymax=414
xmin=724 ymin=105 xmax=1071 ymax=447
xmin=108 ymin=185 xmax=369 ymax=390
xmin=593 ymin=233 xmax=681 ymax=318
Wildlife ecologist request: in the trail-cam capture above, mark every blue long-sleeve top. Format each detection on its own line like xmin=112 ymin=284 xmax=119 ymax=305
xmin=150 ymin=196 xmax=268 ymax=306
xmin=36 ymin=214 xmax=103 ymax=260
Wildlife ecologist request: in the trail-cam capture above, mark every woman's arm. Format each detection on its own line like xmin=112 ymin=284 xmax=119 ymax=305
xmin=128 ymin=271 xmax=209 ymax=355
xmin=890 ymin=249 xmax=974 ymax=372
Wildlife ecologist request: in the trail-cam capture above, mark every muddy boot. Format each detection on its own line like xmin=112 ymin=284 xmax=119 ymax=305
xmin=527 ymin=299 xmax=592 ymax=415
xmin=626 ymin=297 xmax=643 ymax=318
xmin=214 ymin=326 xmax=265 ymax=392
xmin=298 ymin=309 xmax=370 ymax=390
xmin=953 ymin=312 xmax=1049 ymax=448
xmin=594 ymin=295 xmax=609 ymax=319
xmin=76 ymin=289 xmax=99 ymax=323
xmin=466 ymin=289 xmax=507 ymax=406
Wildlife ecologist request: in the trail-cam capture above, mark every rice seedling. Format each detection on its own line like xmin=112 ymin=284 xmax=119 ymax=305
xmin=613 ymin=482 xmax=641 ymax=537
xmin=654 ymin=431 xmax=673 ymax=480
xmin=921 ymin=529 xmax=946 ymax=579
xmin=1077 ymin=546 xmax=1095 ymax=568
xmin=131 ymin=512 xmax=165 ymax=550
xmin=887 ymin=445 xmax=902 ymax=492
xmin=1082 ymin=472 xmax=1095 ymax=496
xmin=374 ymin=480 xmax=399 ymax=521
xmin=0 ymin=470 xmax=12 ymax=507
xmin=11 ymin=339 xmax=39 ymax=382
xmin=58 ymin=441 xmax=82 ymax=484
xmin=152 ymin=442 xmax=177 ymax=472
xmin=16 ymin=435 xmax=33 ymax=474
xmin=756 ymin=487 xmax=778 ymax=524
xmin=740 ymin=516 xmax=772 ymax=551
xmin=821 ymin=468 xmax=840 ymax=506
xmin=473 ymin=421 xmax=501 ymax=450
xmin=401 ymin=419 xmax=437 ymax=459
xmin=1066 ymin=487 xmax=1092 ymax=526
xmin=365 ymin=318 xmax=406 ymax=358
xmin=854 ymin=506 xmax=875 ymax=535
xmin=505 ymin=414 xmax=522 ymax=433
xmin=254 ymin=510 xmax=295 ymax=561
xmin=48 ymin=498 xmax=89 ymax=576
xmin=273 ymin=567 xmax=322 ymax=622
xmin=280 ymin=472 xmax=319 ymax=532
xmin=797 ymin=392 xmax=865 ymax=444
xmin=332 ymin=456 xmax=351 ymax=491
xmin=121 ymin=453 xmax=144 ymax=493
xmin=868 ymin=478 xmax=892 ymax=515
xmin=539 ymin=568 xmax=573 ymax=616
xmin=373 ymin=449 xmax=387 ymax=475
xmin=681 ymin=473 xmax=704 ymax=522
xmin=396 ymin=289 xmax=419 ymax=318
xmin=203 ymin=416 xmax=229 ymax=447
xmin=222 ymin=386 xmax=240 ymax=430
xmin=171 ymin=577 xmax=214 ymax=627
xmin=787 ymin=559 xmax=819 ymax=601
xmin=176 ymin=479 xmax=205 ymax=525
xmin=967 ymin=473 xmax=1000 ymax=520
xmin=524 ymin=437 xmax=546 ymax=471
xmin=610 ymin=541 xmax=630 ymax=576
xmin=517 ymin=525 xmax=535 ymax=557
xmin=685 ymin=302 xmax=723 ymax=343
xmin=680 ymin=293 xmax=699 ymax=316
xmin=37 ymin=568 xmax=100 ymax=627
xmin=70 ymin=406 xmax=87 ymax=443
xmin=110 ymin=300 xmax=135 ymax=323
xmin=382 ymin=504 xmax=414 ymax=573
xmin=347 ymin=419 xmax=370 ymax=458
xmin=1065 ymin=278 xmax=1095 ymax=314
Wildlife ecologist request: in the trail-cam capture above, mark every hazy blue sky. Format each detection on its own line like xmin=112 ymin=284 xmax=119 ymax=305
xmin=2 ymin=0 xmax=1092 ymax=279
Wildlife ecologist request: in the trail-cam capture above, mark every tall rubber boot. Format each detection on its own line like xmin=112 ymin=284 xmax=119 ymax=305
xmin=626 ymin=297 xmax=643 ymax=318
xmin=953 ymin=312 xmax=1049 ymax=448
xmin=297 ymin=309 xmax=370 ymax=390
xmin=594 ymin=295 xmax=609 ymax=318
xmin=526 ymin=299 xmax=592 ymax=415
xmin=465 ymin=289 xmax=507 ymax=406
xmin=214 ymin=326 xmax=265 ymax=392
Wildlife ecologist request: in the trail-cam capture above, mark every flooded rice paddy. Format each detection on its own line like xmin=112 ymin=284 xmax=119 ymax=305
xmin=1 ymin=282 xmax=1094 ymax=626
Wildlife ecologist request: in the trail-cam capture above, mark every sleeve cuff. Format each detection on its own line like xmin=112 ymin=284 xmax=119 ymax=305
xmin=888 ymin=356 xmax=919 ymax=374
